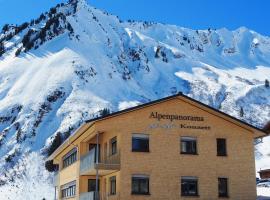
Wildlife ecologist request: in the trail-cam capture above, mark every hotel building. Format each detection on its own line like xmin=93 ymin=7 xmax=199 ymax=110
xmin=48 ymin=93 xmax=267 ymax=200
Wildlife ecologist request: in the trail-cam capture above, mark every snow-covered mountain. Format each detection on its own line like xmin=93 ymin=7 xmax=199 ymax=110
xmin=0 ymin=0 xmax=269 ymax=199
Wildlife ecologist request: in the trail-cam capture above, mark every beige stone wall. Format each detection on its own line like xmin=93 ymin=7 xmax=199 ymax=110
xmin=94 ymin=98 xmax=256 ymax=200
xmin=54 ymin=97 xmax=257 ymax=200
xmin=58 ymin=161 xmax=79 ymax=199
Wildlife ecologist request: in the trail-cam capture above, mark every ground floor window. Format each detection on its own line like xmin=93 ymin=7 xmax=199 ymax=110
xmin=181 ymin=176 xmax=198 ymax=196
xmin=131 ymin=175 xmax=150 ymax=195
xmin=61 ymin=181 xmax=76 ymax=198
xmin=88 ymin=179 xmax=99 ymax=192
xmin=110 ymin=176 xmax=116 ymax=195
xmin=218 ymin=178 xmax=228 ymax=197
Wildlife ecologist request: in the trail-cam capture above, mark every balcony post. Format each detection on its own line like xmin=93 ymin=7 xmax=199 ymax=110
xmin=95 ymin=132 xmax=99 ymax=200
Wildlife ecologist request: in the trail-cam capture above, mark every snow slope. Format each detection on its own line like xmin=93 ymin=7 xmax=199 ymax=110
xmin=0 ymin=0 xmax=269 ymax=198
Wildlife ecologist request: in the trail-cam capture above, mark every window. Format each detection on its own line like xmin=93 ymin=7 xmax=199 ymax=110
xmin=88 ymin=179 xmax=99 ymax=192
xmin=110 ymin=137 xmax=117 ymax=155
xmin=181 ymin=137 xmax=197 ymax=154
xmin=61 ymin=181 xmax=76 ymax=198
xmin=110 ymin=176 xmax=116 ymax=195
xmin=132 ymin=134 xmax=149 ymax=152
xmin=217 ymin=138 xmax=227 ymax=156
xmin=181 ymin=177 xmax=198 ymax=196
xmin=63 ymin=148 xmax=77 ymax=168
xmin=218 ymin=178 xmax=228 ymax=197
xmin=132 ymin=175 xmax=150 ymax=195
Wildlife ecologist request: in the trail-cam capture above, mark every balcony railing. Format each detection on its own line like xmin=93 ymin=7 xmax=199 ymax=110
xmin=79 ymin=192 xmax=99 ymax=200
xmin=80 ymin=149 xmax=120 ymax=175
xmin=80 ymin=149 xmax=96 ymax=175
xmin=79 ymin=192 xmax=120 ymax=200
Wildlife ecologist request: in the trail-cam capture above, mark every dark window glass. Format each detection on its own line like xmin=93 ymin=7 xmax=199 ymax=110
xmin=217 ymin=139 xmax=227 ymax=156
xmin=132 ymin=176 xmax=150 ymax=195
xmin=181 ymin=177 xmax=198 ymax=196
xmin=61 ymin=181 xmax=76 ymax=198
xmin=88 ymin=179 xmax=99 ymax=192
xmin=111 ymin=137 xmax=117 ymax=155
xmin=63 ymin=148 xmax=77 ymax=168
xmin=132 ymin=135 xmax=149 ymax=152
xmin=218 ymin=178 xmax=228 ymax=197
xmin=110 ymin=176 xmax=116 ymax=195
xmin=181 ymin=137 xmax=197 ymax=154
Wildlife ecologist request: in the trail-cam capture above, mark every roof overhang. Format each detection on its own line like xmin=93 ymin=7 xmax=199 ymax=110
xmin=47 ymin=93 xmax=268 ymax=161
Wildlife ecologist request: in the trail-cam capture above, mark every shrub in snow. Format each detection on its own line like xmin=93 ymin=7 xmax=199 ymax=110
xmin=265 ymin=79 xmax=269 ymax=88
xmin=15 ymin=47 xmax=22 ymax=57
xmin=45 ymin=160 xmax=58 ymax=172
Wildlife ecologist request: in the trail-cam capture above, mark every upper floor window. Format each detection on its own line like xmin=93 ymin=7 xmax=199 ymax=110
xmin=63 ymin=148 xmax=77 ymax=168
xmin=61 ymin=181 xmax=76 ymax=198
xmin=181 ymin=176 xmax=198 ymax=196
xmin=110 ymin=137 xmax=117 ymax=155
xmin=132 ymin=134 xmax=149 ymax=152
xmin=218 ymin=178 xmax=228 ymax=197
xmin=217 ymin=138 xmax=227 ymax=156
xmin=110 ymin=176 xmax=116 ymax=195
xmin=132 ymin=175 xmax=150 ymax=195
xmin=181 ymin=137 xmax=197 ymax=155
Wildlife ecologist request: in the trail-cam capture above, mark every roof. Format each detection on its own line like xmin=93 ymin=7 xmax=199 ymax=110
xmin=259 ymin=169 xmax=270 ymax=173
xmin=86 ymin=92 xmax=268 ymax=135
xmin=48 ymin=93 xmax=268 ymax=161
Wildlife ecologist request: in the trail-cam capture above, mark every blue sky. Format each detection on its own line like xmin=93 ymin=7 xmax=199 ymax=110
xmin=0 ymin=0 xmax=269 ymax=36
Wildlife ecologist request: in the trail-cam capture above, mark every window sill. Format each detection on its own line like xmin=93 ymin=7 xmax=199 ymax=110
xmin=131 ymin=150 xmax=150 ymax=153
xmin=219 ymin=195 xmax=229 ymax=198
xmin=217 ymin=154 xmax=227 ymax=157
xmin=62 ymin=195 xmax=76 ymax=199
xmin=131 ymin=192 xmax=151 ymax=195
xmin=181 ymin=194 xmax=199 ymax=197
xmin=181 ymin=152 xmax=198 ymax=155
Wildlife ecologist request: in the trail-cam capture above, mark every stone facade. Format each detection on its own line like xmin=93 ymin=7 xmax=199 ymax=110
xmin=50 ymin=94 xmax=266 ymax=200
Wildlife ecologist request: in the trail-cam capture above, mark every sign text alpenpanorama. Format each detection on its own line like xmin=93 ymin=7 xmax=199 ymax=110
xmin=149 ymin=112 xmax=204 ymax=122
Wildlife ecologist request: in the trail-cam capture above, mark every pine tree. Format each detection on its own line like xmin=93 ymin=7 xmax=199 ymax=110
xmin=47 ymin=132 xmax=62 ymax=156
xmin=0 ymin=42 xmax=5 ymax=56
xmin=99 ymin=108 xmax=110 ymax=117
xmin=240 ymin=107 xmax=244 ymax=117
xmin=265 ymin=79 xmax=269 ymax=88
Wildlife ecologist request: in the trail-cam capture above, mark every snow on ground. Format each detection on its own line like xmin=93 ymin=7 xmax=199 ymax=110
xmin=0 ymin=152 xmax=54 ymax=200
xmin=257 ymin=187 xmax=270 ymax=199
xmin=0 ymin=0 xmax=269 ymax=199
xmin=256 ymin=136 xmax=270 ymax=172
